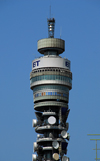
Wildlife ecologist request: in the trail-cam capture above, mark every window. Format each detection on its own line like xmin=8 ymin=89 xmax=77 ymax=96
xmin=33 ymin=85 xmax=69 ymax=93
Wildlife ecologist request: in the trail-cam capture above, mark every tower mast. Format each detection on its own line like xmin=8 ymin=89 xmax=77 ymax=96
xmin=30 ymin=17 xmax=72 ymax=161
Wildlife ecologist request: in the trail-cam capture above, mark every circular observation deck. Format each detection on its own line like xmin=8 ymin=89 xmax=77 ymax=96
xmin=38 ymin=38 xmax=65 ymax=54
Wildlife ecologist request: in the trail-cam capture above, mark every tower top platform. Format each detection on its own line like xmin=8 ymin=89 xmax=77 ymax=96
xmin=38 ymin=38 xmax=65 ymax=55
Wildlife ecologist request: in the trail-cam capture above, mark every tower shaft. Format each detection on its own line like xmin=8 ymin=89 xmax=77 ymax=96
xmin=30 ymin=18 xmax=72 ymax=161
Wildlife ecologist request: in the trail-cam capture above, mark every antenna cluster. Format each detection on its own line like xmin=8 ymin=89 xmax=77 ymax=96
xmin=88 ymin=134 xmax=100 ymax=161
xmin=47 ymin=18 xmax=55 ymax=38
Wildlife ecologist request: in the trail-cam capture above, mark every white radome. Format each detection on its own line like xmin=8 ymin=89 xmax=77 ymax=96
xmin=48 ymin=116 xmax=56 ymax=125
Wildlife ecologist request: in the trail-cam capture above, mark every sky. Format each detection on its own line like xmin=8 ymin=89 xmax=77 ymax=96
xmin=0 ymin=0 xmax=100 ymax=161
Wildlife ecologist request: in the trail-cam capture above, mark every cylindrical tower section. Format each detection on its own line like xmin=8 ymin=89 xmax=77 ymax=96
xmin=30 ymin=18 xmax=72 ymax=161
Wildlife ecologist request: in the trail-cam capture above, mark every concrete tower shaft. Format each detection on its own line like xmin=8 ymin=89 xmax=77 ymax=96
xmin=30 ymin=18 xmax=72 ymax=161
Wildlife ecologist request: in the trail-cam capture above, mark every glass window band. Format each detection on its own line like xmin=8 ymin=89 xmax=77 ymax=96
xmin=30 ymin=75 xmax=72 ymax=84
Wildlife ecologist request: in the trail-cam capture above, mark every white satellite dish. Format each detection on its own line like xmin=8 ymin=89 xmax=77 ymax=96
xmin=37 ymin=134 xmax=41 ymax=138
xmin=53 ymin=153 xmax=59 ymax=160
xmin=32 ymin=119 xmax=37 ymax=127
xmin=33 ymin=142 xmax=38 ymax=152
xmin=32 ymin=154 xmax=37 ymax=161
xmin=61 ymin=130 xmax=68 ymax=139
xmin=48 ymin=116 xmax=56 ymax=125
xmin=52 ymin=141 xmax=59 ymax=149
xmin=62 ymin=156 xmax=69 ymax=161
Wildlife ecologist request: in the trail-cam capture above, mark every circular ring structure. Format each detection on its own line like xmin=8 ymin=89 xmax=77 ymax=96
xmin=38 ymin=38 xmax=65 ymax=54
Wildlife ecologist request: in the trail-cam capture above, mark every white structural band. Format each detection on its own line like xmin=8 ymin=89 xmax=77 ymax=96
xmin=32 ymin=57 xmax=70 ymax=70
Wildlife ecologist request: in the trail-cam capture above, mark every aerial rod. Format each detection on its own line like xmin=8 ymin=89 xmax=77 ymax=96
xmin=90 ymin=139 xmax=100 ymax=140
xmin=88 ymin=134 xmax=100 ymax=136
xmin=50 ymin=5 xmax=51 ymax=18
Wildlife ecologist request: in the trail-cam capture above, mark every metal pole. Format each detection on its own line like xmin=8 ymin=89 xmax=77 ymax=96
xmin=96 ymin=140 xmax=97 ymax=161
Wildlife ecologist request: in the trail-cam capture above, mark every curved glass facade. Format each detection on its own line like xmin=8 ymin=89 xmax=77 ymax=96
xmin=33 ymin=85 xmax=69 ymax=93
xmin=30 ymin=75 xmax=72 ymax=84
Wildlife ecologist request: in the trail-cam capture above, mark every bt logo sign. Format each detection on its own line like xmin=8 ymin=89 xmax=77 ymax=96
xmin=65 ymin=61 xmax=70 ymax=68
xmin=33 ymin=60 xmax=40 ymax=68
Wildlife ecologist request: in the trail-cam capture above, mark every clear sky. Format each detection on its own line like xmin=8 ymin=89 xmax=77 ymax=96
xmin=0 ymin=0 xmax=100 ymax=161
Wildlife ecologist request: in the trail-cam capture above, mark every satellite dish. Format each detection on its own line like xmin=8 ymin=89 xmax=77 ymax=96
xmin=52 ymin=141 xmax=59 ymax=149
xmin=32 ymin=154 xmax=37 ymax=161
xmin=61 ymin=130 xmax=70 ymax=140
xmin=37 ymin=134 xmax=41 ymax=138
xmin=33 ymin=142 xmax=38 ymax=152
xmin=52 ymin=153 xmax=59 ymax=160
xmin=48 ymin=116 xmax=56 ymax=125
xmin=61 ymin=130 xmax=68 ymax=139
xmin=32 ymin=119 xmax=37 ymax=127
xmin=62 ymin=156 xmax=69 ymax=161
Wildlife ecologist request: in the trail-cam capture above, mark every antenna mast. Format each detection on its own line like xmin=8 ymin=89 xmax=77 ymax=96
xmin=88 ymin=134 xmax=100 ymax=161
xmin=47 ymin=6 xmax=55 ymax=38
xmin=50 ymin=5 xmax=51 ymax=18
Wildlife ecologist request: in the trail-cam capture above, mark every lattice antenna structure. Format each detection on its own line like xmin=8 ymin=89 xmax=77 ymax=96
xmin=47 ymin=17 xmax=55 ymax=38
